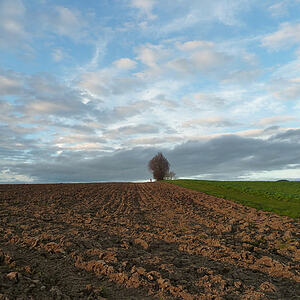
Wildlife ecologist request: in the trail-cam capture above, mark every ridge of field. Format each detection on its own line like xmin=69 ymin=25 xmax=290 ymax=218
xmin=166 ymin=179 xmax=300 ymax=219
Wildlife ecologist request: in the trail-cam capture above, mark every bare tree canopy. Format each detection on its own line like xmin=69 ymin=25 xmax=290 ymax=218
xmin=166 ymin=171 xmax=176 ymax=180
xmin=148 ymin=152 xmax=170 ymax=181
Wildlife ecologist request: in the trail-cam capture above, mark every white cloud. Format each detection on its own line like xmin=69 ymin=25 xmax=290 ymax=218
xmin=113 ymin=58 xmax=137 ymax=70
xmin=166 ymin=58 xmax=194 ymax=76
xmin=135 ymin=43 xmax=169 ymax=67
xmin=133 ymin=39 xmax=255 ymax=83
xmin=191 ymin=49 xmax=229 ymax=70
xmin=78 ymin=71 xmax=110 ymax=97
xmin=183 ymin=116 xmax=239 ymax=128
xmin=0 ymin=169 xmax=34 ymax=183
xmin=247 ymin=168 xmax=300 ymax=181
xmin=177 ymin=40 xmax=214 ymax=51
xmin=192 ymin=93 xmax=226 ymax=107
xmin=160 ymin=11 xmax=199 ymax=34
xmin=53 ymin=133 xmax=107 ymax=151
xmin=158 ymin=0 xmax=252 ymax=34
xmin=42 ymin=5 xmax=87 ymax=40
xmin=0 ymin=0 xmax=25 ymax=16
xmin=104 ymin=124 xmax=159 ymax=138
xmin=167 ymin=46 xmax=230 ymax=76
xmin=26 ymin=101 xmax=69 ymax=114
xmin=257 ymin=115 xmax=295 ymax=126
xmin=268 ymin=2 xmax=288 ymax=17
xmin=81 ymin=38 xmax=111 ymax=73
xmin=54 ymin=6 xmax=84 ymax=36
xmin=268 ymin=1 xmax=300 ymax=18
xmin=221 ymin=69 xmax=262 ymax=85
xmin=133 ymin=43 xmax=173 ymax=79
xmin=127 ymin=135 xmax=180 ymax=146
xmin=0 ymin=75 xmax=21 ymax=95
xmin=262 ymin=22 xmax=300 ymax=50
xmin=0 ymin=0 xmax=27 ymax=48
xmin=51 ymin=48 xmax=64 ymax=62
xmin=0 ymin=71 xmax=24 ymax=95
xmin=78 ymin=69 xmax=144 ymax=98
xmin=232 ymin=95 xmax=285 ymax=116
xmin=270 ymin=56 xmax=300 ymax=80
xmin=269 ymin=77 xmax=300 ymax=100
xmin=130 ymin=0 xmax=156 ymax=20
xmin=152 ymin=94 xmax=178 ymax=109
xmin=236 ymin=127 xmax=279 ymax=138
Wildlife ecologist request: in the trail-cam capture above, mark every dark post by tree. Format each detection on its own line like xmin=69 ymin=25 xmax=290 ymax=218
xmin=148 ymin=152 xmax=170 ymax=181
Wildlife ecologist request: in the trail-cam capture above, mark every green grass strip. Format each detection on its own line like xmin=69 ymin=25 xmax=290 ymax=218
xmin=165 ymin=179 xmax=300 ymax=219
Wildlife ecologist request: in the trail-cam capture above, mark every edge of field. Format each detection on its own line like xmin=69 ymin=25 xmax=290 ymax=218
xmin=165 ymin=179 xmax=300 ymax=220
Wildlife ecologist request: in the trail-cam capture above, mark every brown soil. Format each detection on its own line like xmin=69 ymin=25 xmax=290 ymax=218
xmin=0 ymin=182 xmax=299 ymax=299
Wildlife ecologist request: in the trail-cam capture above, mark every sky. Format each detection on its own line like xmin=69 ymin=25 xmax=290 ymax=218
xmin=0 ymin=0 xmax=300 ymax=183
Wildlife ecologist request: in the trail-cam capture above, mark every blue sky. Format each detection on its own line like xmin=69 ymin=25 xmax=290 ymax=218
xmin=0 ymin=0 xmax=300 ymax=183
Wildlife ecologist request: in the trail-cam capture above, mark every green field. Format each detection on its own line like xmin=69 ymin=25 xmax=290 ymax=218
xmin=165 ymin=179 xmax=300 ymax=219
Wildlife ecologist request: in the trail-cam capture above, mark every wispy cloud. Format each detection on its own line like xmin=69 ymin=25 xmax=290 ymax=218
xmin=41 ymin=5 xmax=87 ymax=41
xmin=257 ymin=115 xmax=296 ymax=126
xmin=268 ymin=1 xmax=289 ymax=17
xmin=51 ymin=48 xmax=65 ymax=62
xmin=269 ymin=77 xmax=300 ymax=101
xmin=0 ymin=0 xmax=28 ymax=48
xmin=113 ymin=58 xmax=137 ymax=70
xmin=0 ymin=69 xmax=25 ymax=95
xmin=155 ymin=0 xmax=254 ymax=34
xmin=130 ymin=0 xmax=157 ymax=20
xmin=262 ymin=22 xmax=300 ymax=50
xmin=183 ymin=116 xmax=240 ymax=128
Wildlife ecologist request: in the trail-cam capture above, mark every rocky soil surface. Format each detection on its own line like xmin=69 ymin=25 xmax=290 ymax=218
xmin=0 ymin=182 xmax=299 ymax=299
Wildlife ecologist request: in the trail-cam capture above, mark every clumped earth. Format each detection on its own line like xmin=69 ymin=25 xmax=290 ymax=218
xmin=0 ymin=182 xmax=299 ymax=299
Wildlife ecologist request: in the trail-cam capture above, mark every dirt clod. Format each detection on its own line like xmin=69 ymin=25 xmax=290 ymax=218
xmin=6 ymin=272 xmax=18 ymax=282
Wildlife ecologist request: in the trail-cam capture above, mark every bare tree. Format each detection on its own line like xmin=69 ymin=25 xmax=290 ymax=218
xmin=148 ymin=152 xmax=170 ymax=181
xmin=166 ymin=171 xmax=176 ymax=180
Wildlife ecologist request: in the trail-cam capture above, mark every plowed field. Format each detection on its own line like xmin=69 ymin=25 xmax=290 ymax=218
xmin=0 ymin=182 xmax=299 ymax=299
